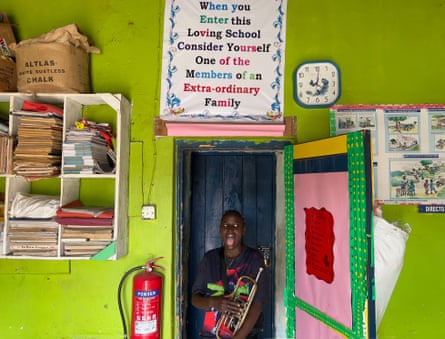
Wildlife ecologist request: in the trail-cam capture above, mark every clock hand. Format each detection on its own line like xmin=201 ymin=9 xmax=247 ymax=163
xmin=309 ymin=69 xmax=320 ymax=88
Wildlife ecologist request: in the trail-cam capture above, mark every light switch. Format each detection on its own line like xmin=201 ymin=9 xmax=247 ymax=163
xmin=142 ymin=205 xmax=156 ymax=220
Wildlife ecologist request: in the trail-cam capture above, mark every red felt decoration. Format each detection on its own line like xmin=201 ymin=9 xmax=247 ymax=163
xmin=304 ymin=207 xmax=335 ymax=283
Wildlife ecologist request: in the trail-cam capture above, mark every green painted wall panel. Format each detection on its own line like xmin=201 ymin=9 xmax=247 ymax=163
xmin=0 ymin=0 xmax=443 ymax=338
xmin=378 ymin=205 xmax=445 ymax=338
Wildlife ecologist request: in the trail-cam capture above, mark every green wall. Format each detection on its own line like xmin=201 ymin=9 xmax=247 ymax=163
xmin=0 ymin=0 xmax=444 ymax=338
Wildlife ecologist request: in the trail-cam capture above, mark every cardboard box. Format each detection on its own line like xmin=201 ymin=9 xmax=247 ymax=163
xmin=0 ymin=56 xmax=16 ymax=91
xmin=0 ymin=12 xmax=16 ymax=91
xmin=15 ymin=42 xmax=90 ymax=93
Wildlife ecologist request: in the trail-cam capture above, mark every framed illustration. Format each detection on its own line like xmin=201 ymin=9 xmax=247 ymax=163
xmin=330 ymin=104 xmax=445 ymax=205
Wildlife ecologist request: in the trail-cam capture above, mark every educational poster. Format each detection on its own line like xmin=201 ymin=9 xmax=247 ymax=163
xmin=330 ymin=104 xmax=445 ymax=205
xmin=284 ymin=131 xmax=375 ymax=339
xmin=160 ymin=0 xmax=287 ymax=122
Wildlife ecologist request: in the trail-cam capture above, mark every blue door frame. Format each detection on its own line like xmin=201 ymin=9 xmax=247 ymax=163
xmin=175 ymin=140 xmax=290 ymax=338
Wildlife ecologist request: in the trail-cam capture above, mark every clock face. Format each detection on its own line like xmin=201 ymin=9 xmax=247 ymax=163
xmin=294 ymin=61 xmax=341 ymax=108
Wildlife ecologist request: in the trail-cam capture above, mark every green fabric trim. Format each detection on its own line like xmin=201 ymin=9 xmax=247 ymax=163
xmin=347 ymin=131 xmax=369 ymax=338
xmin=284 ymin=144 xmax=296 ymax=338
xmin=295 ymin=297 xmax=355 ymax=338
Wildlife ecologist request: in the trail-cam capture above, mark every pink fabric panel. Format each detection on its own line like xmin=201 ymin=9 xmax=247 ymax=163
xmin=296 ymin=308 xmax=346 ymax=339
xmin=164 ymin=122 xmax=285 ymax=136
xmin=294 ymin=171 xmax=352 ymax=338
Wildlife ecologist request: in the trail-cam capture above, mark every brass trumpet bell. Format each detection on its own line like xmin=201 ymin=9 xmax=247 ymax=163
xmin=215 ymin=267 xmax=263 ymax=339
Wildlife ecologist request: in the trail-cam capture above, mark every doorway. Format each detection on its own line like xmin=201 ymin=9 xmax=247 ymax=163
xmin=175 ymin=140 xmax=289 ymax=338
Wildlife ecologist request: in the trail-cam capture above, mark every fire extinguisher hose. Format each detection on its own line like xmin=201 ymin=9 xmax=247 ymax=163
xmin=118 ymin=265 xmax=145 ymax=339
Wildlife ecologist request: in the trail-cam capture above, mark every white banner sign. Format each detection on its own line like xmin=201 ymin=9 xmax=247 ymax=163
xmin=160 ymin=0 xmax=287 ymax=122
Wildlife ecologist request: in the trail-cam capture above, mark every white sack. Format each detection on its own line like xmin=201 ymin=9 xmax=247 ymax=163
xmin=9 ymin=192 xmax=59 ymax=219
xmin=374 ymin=215 xmax=410 ymax=328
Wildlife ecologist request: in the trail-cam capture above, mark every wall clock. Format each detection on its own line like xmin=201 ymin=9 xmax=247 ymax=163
xmin=293 ymin=60 xmax=341 ymax=108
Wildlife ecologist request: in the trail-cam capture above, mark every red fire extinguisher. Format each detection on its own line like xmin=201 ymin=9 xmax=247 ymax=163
xmin=118 ymin=257 xmax=164 ymax=339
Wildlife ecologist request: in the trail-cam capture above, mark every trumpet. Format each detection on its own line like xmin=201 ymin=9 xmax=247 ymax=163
xmin=215 ymin=267 xmax=264 ymax=339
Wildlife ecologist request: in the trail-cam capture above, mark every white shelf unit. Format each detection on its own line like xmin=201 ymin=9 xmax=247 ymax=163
xmin=0 ymin=93 xmax=130 ymax=260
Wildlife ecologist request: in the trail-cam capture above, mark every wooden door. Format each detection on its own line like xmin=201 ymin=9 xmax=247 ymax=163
xmin=186 ymin=151 xmax=276 ymax=338
xmin=284 ymin=131 xmax=376 ymax=338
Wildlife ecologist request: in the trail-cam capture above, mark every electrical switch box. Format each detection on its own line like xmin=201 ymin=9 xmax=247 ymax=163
xmin=142 ymin=205 xmax=156 ymax=220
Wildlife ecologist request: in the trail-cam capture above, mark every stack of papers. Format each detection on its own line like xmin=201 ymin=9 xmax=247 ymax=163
xmin=7 ymin=219 xmax=59 ymax=257
xmin=0 ymin=135 xmax=12 ymax=174
xmin=13 ymin=111 xmax=63 ymax=178
xmin=56 ymin=200 xmax=114 ymax=257
xmin=0 ymin=194 xmax=4 ymax=254
xmin=63 ymin=126 xmax=115 ymax=174
xmin=0 ymin=117 xmax=12 ymax=174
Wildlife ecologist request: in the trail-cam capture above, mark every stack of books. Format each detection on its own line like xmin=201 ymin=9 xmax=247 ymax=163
xmin=12 ymin=103 xmax=63 ymax=178
xmin=0 ymin=136 xmax=13 ymax=174
xmin=0 ymin=117 xmax=12 ymax=174
xmin=7 ymin=219 xmax=59 ymax=257
xmin=55 ymin=200 xmax=114 ymax=257
xmin=0 ymin=194 xmax=4 ymax=254
xmin=63 ymin=121 xmax=115 ymax=174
